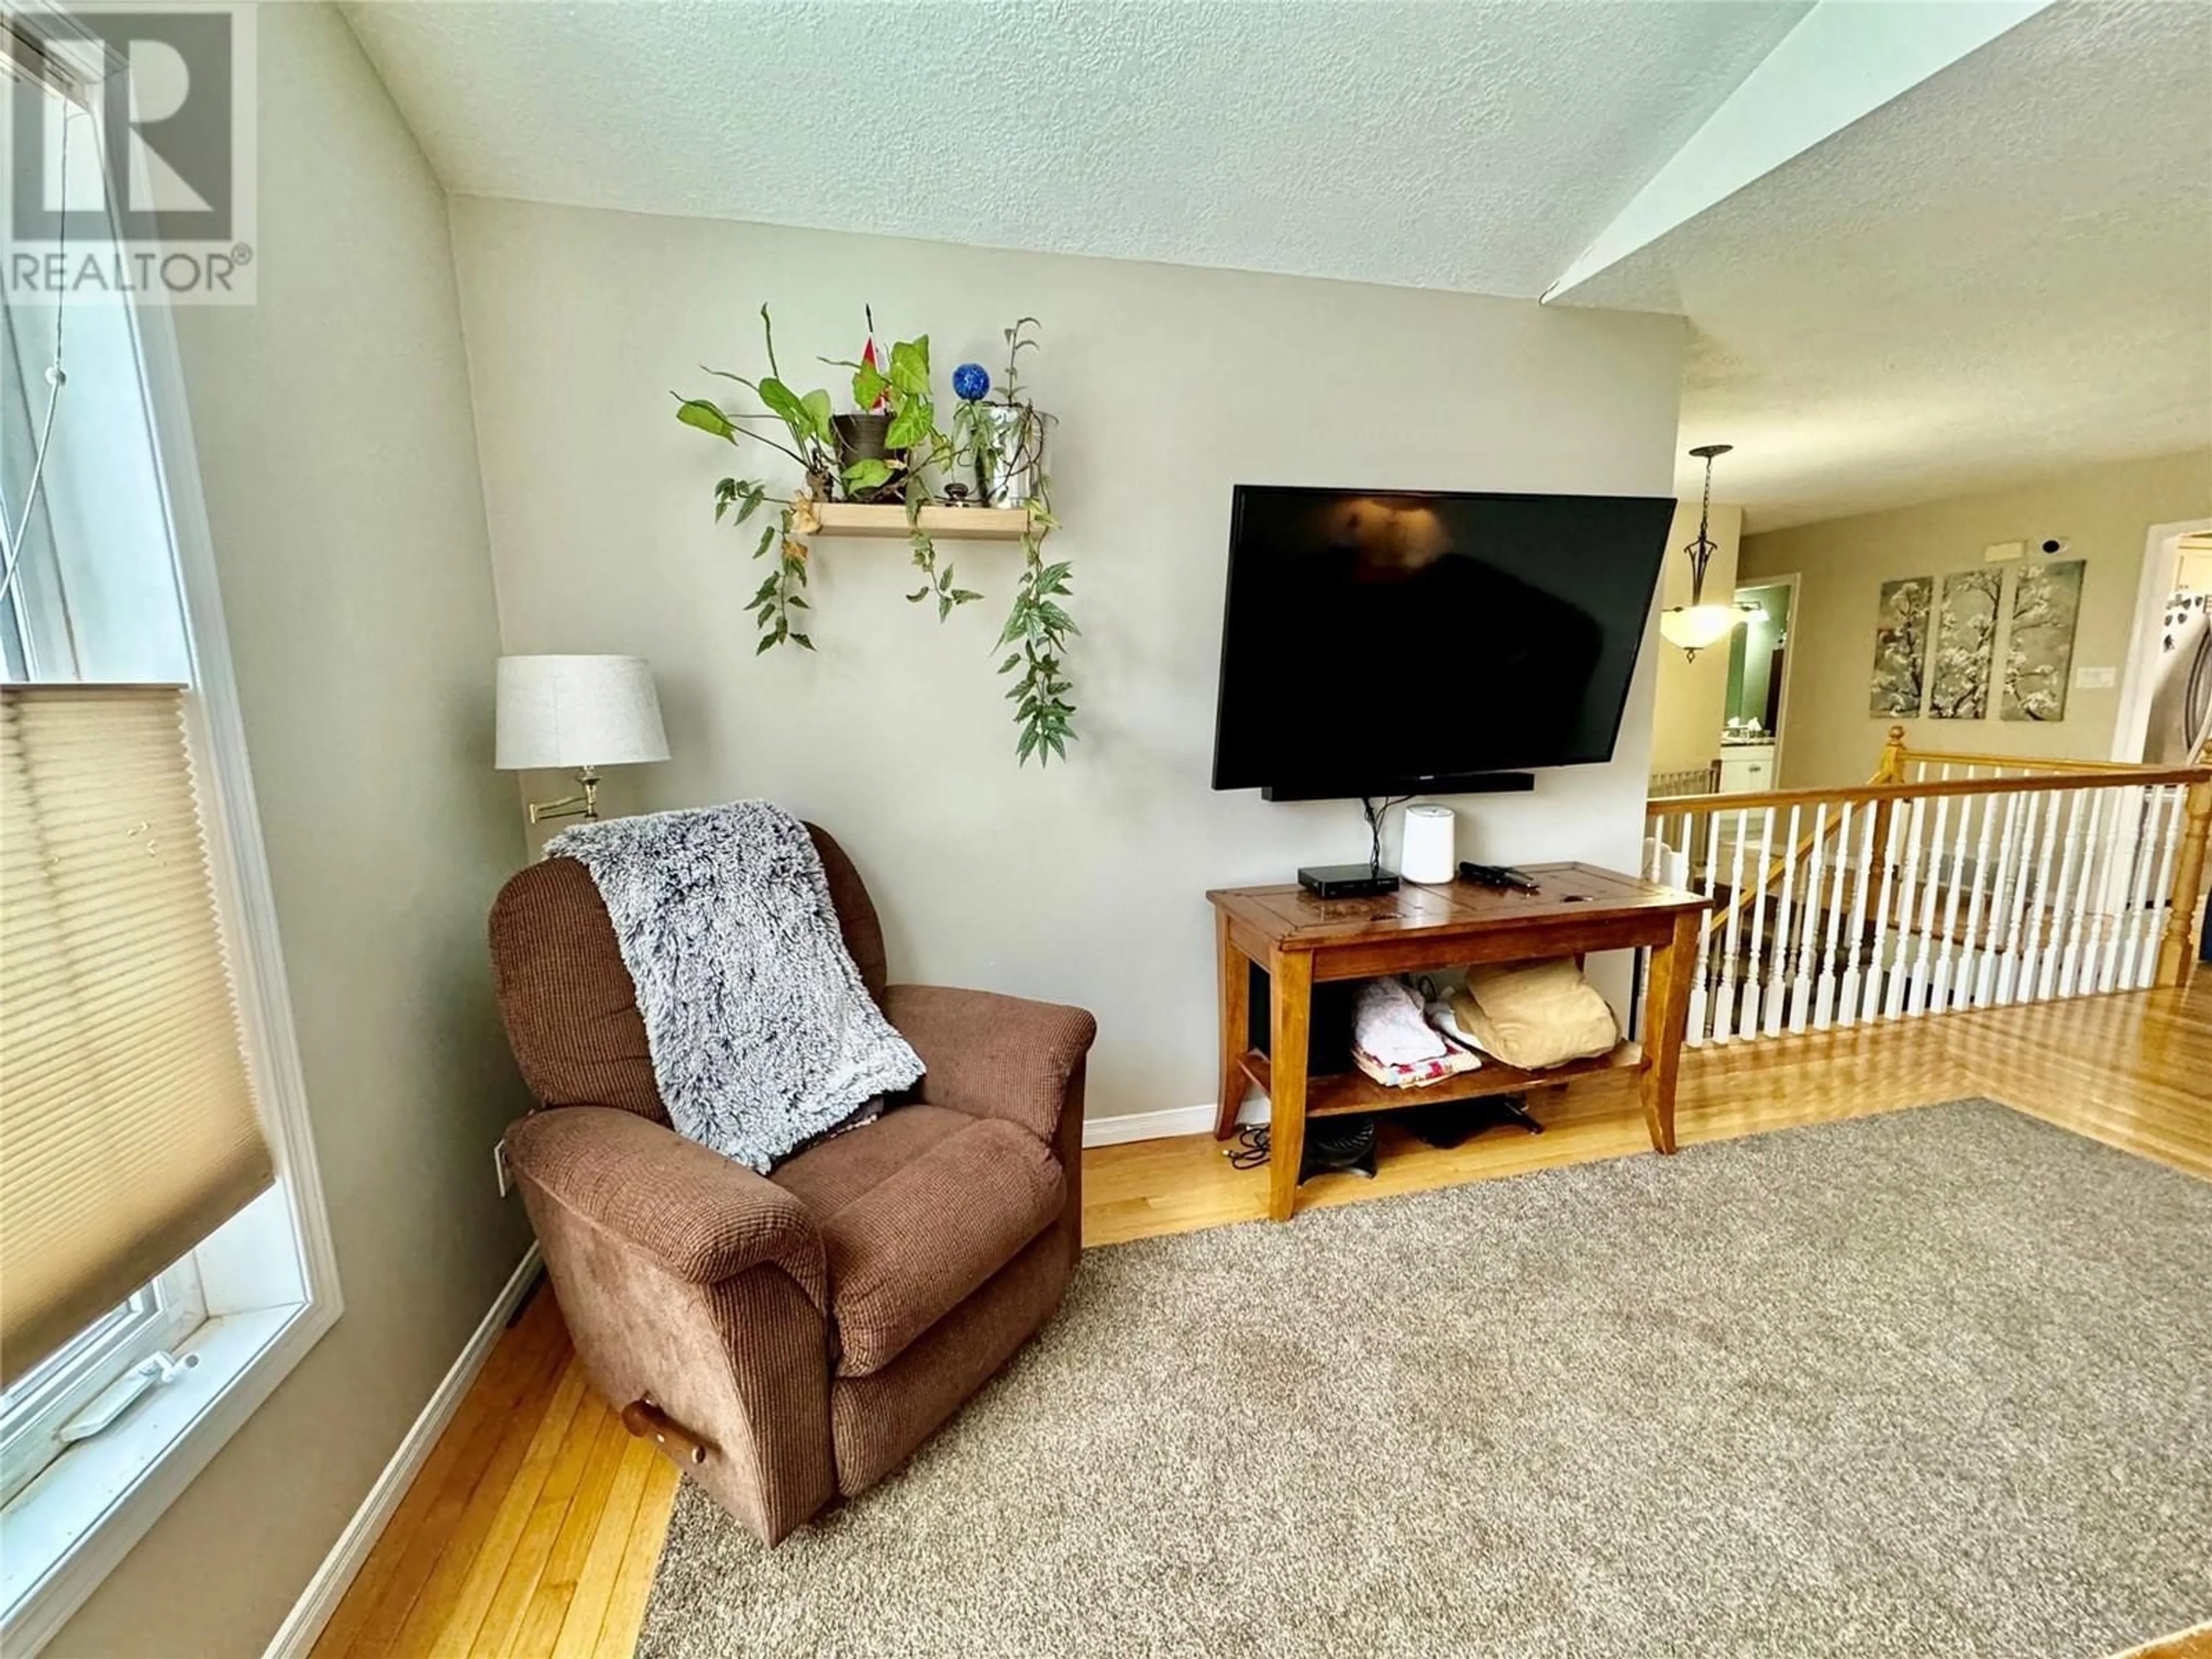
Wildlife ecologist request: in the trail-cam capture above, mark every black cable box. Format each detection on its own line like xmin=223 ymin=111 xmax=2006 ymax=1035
xmin=1298 ymin=863 xmax=1401 ymax=899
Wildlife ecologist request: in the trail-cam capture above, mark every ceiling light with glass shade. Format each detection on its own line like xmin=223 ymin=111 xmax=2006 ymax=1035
xmin=1660 ymin=443 xmax=1740 ymax=660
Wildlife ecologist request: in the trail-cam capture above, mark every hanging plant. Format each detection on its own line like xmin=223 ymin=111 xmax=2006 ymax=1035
xmin=966 ymin=321 xmax=1077 ymax=766
xmin=673 ymin=310 xmax=1077 ymax=764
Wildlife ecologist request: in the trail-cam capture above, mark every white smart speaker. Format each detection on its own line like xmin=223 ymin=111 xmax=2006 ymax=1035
xmin=1399 ymin=804 xmax=1457 ymax=884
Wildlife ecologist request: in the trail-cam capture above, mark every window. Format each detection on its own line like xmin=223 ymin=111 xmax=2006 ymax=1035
xmin=1 ymin=35 xmax=338 ymax=1656
xmin=0 ymin=1261 xmax=204 ymax=1509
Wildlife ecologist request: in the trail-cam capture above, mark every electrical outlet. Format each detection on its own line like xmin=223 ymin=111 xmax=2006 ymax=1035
xmin=2074 ymin=665 xmax=2116 ymax=690
xmin=494 ymin=1138 xmax=513 ymax=1198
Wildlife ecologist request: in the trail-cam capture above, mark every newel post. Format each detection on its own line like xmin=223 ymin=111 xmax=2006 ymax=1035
xmin=2155 ymin=775 xmax=2212 ymax=988
xmin=1873 ymin=725 xmax=1910 ymax=785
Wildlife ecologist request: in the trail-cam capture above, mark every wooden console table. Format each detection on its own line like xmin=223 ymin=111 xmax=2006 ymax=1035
xmin=1208 ymin=863 xmax=1709 ymax=1221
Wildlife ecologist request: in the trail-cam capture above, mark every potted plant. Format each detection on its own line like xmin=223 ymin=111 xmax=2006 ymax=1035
xmin=956 ymin=321 xmax=1075 ymax=764
xmin=952 ymin=317 xmax=1051 ymax=507
xmin=672 ymin=310 xmax=1077 ymax=764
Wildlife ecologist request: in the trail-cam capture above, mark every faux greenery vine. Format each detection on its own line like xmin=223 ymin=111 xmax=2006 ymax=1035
xmin=983 ymin=322 xmax=1076 ymax=765
xmin=675 ymin=310 xmax=1075 ymax=764
xmin=998 ymin=486 xmax=1076 ymax=764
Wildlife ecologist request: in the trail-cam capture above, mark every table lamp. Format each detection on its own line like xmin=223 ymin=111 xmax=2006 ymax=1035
xmin=495 ymin=654 xmax=670 ymax=823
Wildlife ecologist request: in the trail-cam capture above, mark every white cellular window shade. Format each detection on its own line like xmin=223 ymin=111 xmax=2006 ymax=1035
xmin=0 ymin=683 xmax=274 ymax=1387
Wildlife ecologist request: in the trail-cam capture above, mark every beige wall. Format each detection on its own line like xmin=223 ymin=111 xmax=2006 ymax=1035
xmin=1647 ymin=498 xmax=1742 ymax=778
xmin=50 ymin=9 xmax=534 ymax=1655
xmin=1739 ymin=450 xmax=2212 ymax=788
xmin=448 ymin=198 xmax=1687 ymax=1119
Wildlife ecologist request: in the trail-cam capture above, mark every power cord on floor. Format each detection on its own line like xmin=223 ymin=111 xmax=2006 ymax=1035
xmin=1227 ymin=1125 xmax=1271 ymax=1169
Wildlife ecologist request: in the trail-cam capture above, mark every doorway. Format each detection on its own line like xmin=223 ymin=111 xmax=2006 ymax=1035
xmin=2116 ymin=518 xmax=2212 ymax=764
xmin=1724 ymin=575 xmax=1797 ymax=781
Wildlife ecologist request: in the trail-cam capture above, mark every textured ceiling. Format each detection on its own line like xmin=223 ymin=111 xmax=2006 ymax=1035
xmin=341 ymin=0 xmax=1808 ymax=297
xmin=345 ymin=0 xmax=2210 ymax=530
xmin=1570 ymin=1 xmax=2212 ymax=530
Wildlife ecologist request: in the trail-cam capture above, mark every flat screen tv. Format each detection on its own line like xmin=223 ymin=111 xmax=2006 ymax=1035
xmin=1211 ymin=485 xmax=1676 ymax=799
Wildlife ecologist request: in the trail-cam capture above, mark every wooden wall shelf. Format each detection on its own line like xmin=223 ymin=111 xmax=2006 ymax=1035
xmin=808 ymin=502 xmax=1031 ymax=541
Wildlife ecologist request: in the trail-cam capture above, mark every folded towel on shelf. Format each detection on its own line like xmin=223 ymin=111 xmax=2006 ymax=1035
xmin=1353 ymin=978 xmax=1449 ymax=1066
xmin=1351 ymin=1041 xmax=1483 ymax=1090
xmin=1451 ymin=959 xmax=1619 ymax=1071
xmin=1424 ymin=994 xmax=1482 ymax=1055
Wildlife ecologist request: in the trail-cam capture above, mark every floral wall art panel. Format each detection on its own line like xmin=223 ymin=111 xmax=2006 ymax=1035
xmin=2001 ymin=559 xmax=2086 ymax=722
xmin=1929 ymin=567 xmax=2002 ymax=720
xmin=1868 ymin=575 xmax=1933 ymax=718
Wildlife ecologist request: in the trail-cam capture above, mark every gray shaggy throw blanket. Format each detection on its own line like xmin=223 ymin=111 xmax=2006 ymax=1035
xmin=548 ymin=802 xmax=922 ymax=1172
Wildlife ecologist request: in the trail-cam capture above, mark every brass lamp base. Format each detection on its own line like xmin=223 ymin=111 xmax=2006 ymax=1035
xmin=527 ymin=767 xmax=602 ymax=824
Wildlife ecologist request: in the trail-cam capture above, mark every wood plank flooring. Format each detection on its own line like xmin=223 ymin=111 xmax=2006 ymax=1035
xmin=312 ymin=982 xmax=2209 ymax=1659
xmin=308 ymin=1290 xmax=679 ymax=1659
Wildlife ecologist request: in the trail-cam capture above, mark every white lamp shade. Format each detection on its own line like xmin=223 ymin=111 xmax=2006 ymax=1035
xmin=495 ymin=655 xmax=670 ymax=771
xmin=1659 ymin=604 xmax=1743 ymax=654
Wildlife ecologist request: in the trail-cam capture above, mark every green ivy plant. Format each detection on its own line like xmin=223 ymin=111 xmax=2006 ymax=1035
xmin=831 ymin=334 xmax=978 ymax=620
xmin=979 ymin=321 xmax=1077 ymax=766
xmin=676 ymin=307 xmax=836 ymax=650
xmin=673 ymin=309 xmax=1077 ymax=764
xmin=997 ymin=483 xmax=1076 ymax=764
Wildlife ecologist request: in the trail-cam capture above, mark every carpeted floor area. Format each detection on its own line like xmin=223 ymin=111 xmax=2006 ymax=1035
xmin=640 ymin=1101 xmax=2212 ymax=1658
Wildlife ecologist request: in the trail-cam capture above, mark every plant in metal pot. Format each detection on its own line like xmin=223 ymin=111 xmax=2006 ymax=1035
xmin=962 ymin=320 xmax=1077 ymax=765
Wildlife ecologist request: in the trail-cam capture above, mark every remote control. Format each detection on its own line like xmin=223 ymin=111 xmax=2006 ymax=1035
xmin=1459 ymin=861 xmax=1540 ymax=894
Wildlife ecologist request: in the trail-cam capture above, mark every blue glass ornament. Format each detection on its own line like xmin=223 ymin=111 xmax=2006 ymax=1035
xmin=952 ymin=362 xmax=991 ymax=402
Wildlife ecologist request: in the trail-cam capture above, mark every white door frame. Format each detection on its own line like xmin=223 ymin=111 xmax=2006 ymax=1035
xmin=1734 ymin=572 xmax=1801 ymax=779
xmin=2113 ymin=517 xmax=2212 ymax=763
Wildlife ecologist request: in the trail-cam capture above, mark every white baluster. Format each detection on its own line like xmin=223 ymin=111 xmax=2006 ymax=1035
xmin=2090 ymin=789 xmax=2130 ymax=993
xmin=1885 ymin=798 xmax=1928 ymax=1018
xmin=1815 ymin=802 xmax=1850 ymax=1029
xmin=1996 ymin=791 xmax=2044 ymax=1003
xmin=1795 ymin=803 xmax=1828 ymax=1033
xmin=2021 ymin=788 xmax=2069 ymax=1001
xmin=1766 ymin=805 xmax=1801 ymax=1035
xmin=1976 ymin=791 xmax=2022 ymax=1006
xmin=1840 ymin=804 xmax=1878 ymax=1025
xmin=1955 ymin=790 xmax=1998 ymax=1009
xmin=1687 ymin=808 xmax=1719 ymax=1045
xmin=2061 ymin=789 xmax=2109 ymax=997
xmin=2114 ymin=786 xmax=2163 ymax=990
xmin=1931 ymin=789 xmax=1976 ymax=1010
xmin=1908 ymin=794 xmax=1949 ymax=1014
xmin=1739 ymin=808 xmax=1777 ymax=1036
xmin=1861 ymin=800 xmax=1904 ymax=1022
xmin=2135 ymin=786 xmax=2188 ymax=988
xmin=2034 ymin=790 xmax=2086 ymax=1001
xmin=1715 ymin=809 xmax=1755 ymax=1043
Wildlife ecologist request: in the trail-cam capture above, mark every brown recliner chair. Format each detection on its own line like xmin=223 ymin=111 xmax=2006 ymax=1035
xmin=486 ymin=825 xmax=1095 ymax=1544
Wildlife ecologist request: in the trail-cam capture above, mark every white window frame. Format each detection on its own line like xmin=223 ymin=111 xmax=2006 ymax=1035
xmin=0 ymin=1262 xmax=207 ymax=1510
xmin=0 ymin=22 xmax=342 ymax=1653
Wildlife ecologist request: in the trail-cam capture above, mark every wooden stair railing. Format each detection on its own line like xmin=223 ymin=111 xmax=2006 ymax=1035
xmin=1645 ymin=755 xmax=2211 ymax=1046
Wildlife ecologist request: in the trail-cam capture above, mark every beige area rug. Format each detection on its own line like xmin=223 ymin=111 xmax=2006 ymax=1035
xmin=641 ymin=1102 xmax=2212 ymax=1658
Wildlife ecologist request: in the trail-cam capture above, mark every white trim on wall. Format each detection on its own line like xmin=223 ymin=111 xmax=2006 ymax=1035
xmin=259 ymin=1247 xmax=543 ymax=1659
xmin=1082 ymin=1100 xmax=1267 ymax=1147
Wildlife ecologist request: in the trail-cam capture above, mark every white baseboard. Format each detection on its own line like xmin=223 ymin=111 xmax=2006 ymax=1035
xmin=1082 ymin=1099 xmax=1267 ymax=1147
xmin=260 ymin=1245 xmax=543 ymax=1659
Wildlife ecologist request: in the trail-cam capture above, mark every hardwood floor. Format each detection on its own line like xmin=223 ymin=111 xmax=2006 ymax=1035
xmin=307 ymin=1291 xmax=679 ymax=1659
xmin=312 ymin=982 xmax=2209 ymax=1659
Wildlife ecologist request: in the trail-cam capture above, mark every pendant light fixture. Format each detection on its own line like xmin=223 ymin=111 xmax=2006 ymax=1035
xmin=1660 ymin=443 xmax=1740 ymax=660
